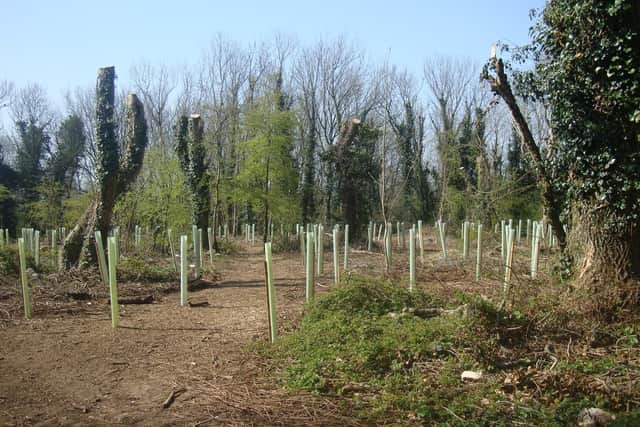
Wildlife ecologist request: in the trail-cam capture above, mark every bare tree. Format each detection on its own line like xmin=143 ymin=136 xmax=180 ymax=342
xmin=175 ymin=67 xmax=198 ymax=117
xmin=0 ymin=80 xmax=15 ymax=160
xmin=65 ymin=86 xmax=96 ymax=185
xmin=378 ymin=65 xmax=434 ymax=221
xmin=293 ymin=44 xmax=322 ymax=223
xmin=64 ymin=83 xmax=128 ymax=188
xmin=307 ymin=37 xmax=379 ymax=221
xmin=0 ymin=80 xmax=13 ymax=109
xmin=482 ymin=57 xmax=565 ymax=249
xmin=198 ymin=34 xmax=251 ymax=237
xmin=10 ymin=83 xmax=55 ymax=129
xmin=423 ymin=56 xmax=479 ymax=221
xmin=131 ymin=61 xmax=177 ymax=148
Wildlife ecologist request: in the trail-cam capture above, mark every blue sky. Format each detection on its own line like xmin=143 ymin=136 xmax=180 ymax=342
xmin=1 ymin=0 xmax=545 ymax=107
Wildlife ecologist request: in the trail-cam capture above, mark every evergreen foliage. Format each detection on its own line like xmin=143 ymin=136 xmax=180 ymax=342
xmin=49 ymin=115 xmax=85 ymax=192
xmin=14 ymin=120 xmax=49 ymax=201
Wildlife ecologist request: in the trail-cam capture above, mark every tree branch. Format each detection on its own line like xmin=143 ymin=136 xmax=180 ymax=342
xmin=483 ymin=58 xmax=566 ymax=250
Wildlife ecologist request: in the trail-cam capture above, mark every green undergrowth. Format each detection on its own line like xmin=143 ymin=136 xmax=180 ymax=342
xmin=0 ymin=246 xmax=56 ymax=276
xmin=216 ymin=239 xmax=239 ymax=255
xmin=118 ymin=254 xmax=176 ymax=282
xmin=264 ymin=274 xmax=639 ymax=425
xmin=0 ymin=246 xmax=19 ymax=276
xmin=271 ymin=235 xmax=299 ymax=253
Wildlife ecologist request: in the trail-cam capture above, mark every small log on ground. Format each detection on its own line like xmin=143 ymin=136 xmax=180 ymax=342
xmin=188 ymin=297 xmax=209 ymax=307
xmin=107 ymin=295 xmax=154 ymax=305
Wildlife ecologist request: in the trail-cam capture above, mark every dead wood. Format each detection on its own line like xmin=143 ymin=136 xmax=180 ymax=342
xmin=108 ymin=295 xmax=154 ymax=305
xmin=387 ymin=304 xmax=468 ymax=319
xmin=188 ymin=298 xmax=209 ymax=307
xmin=162 ymin=387 xmax=186 ymax=409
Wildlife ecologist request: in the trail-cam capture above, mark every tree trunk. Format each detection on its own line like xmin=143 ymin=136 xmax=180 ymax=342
xmin=483 ymin=58 xmax=567 ymax=251
xmin=211 ymin=166 xmax=221 ymax=252
xmin=187 ymin=115 xmax=210 ymax=248
xmin=437 ymin=160 xmax=447 ymax=221
xmin=571 ymin=206 xmax=640 ymax=312
xmin=62 ymin=199 xmax=97 ymax=268
xmin=336 ymin=118 xmax=362 ymax=238
xmin=62 ymin=67 xmax=148 ymax=269
xmin=175 ymin=114 xmax=210 ymax=248
xmin=301 ymin=115 xmax=316 ymax=224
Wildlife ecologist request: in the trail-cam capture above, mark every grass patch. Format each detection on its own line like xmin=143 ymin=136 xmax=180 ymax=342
xmin=270 ymin=275 xmax=493 ymax=423
xmin=266 ymin=274 xmax=640 ymax=425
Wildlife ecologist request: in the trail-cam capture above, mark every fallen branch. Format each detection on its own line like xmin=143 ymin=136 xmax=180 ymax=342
xmin=108 ymin=295 xmax=154 ymax=305
xmin=162 ymin=387 xmax=186 ymax=409
xmin=188 ymin=297 xmax=209 ymax=307
xmin=65 ymin=291 xmax=93 ymax=300
xmin=387 ymin=305 xmax=468 ymax=319
xmin=482 ymin=57 xmax=566 ymax=250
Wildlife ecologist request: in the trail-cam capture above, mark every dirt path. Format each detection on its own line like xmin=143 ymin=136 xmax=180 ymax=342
xmin=0 ymin=243 xmax=370 ymax=426
xmin=1 ymin=232 xmax=526 ymax=426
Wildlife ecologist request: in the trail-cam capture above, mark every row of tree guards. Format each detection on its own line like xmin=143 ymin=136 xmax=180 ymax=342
xmin=262 ymin=218 xmax=557 ymax=342
xmin=9 ymin=217 xmax=559 ymax=331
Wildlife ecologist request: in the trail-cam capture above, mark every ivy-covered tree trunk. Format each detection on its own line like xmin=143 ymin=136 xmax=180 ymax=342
xmin=63 ymin=67 xmax=148 ymax=268
xmin=175 ymin=114 xmax=211 ymax=248
xmin=485 ymin=0 xmax=640 ymax=313
xmin=335 ymin=118 xmax=380 ymax=240
xmin=542 ymin=1 xmax=640 ymax=310
xmin=572 ymin=208 xmax=640 ymax=302
xmin=301 ymin=114 xmax=316 ymax=225
xmin=335 ymin=118 xmax=362 ymax=236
